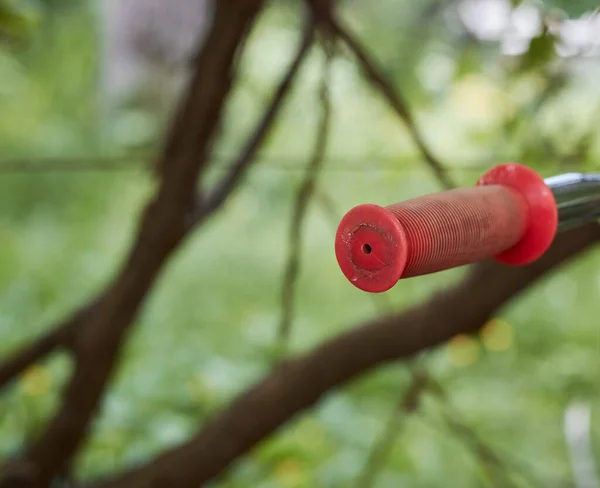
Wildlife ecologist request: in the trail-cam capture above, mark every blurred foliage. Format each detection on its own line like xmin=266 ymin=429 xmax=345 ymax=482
xmin=0 ymin=0 xmax=41 ymax=41
xmin=1 ymin=0 xmax=600 ymax=487
xmin=544 ymin=0 xmax=600 ymax=17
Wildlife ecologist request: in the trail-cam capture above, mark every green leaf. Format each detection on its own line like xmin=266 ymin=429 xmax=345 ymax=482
xmin=514 ymin=28 xmax=557 ymax=74
xmin=0 ymin=0 xmax=40 ymax=39
xmin=541 ymin=0 xmax=599 ymax=17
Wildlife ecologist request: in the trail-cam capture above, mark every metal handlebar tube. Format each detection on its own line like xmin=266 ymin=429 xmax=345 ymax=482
xmin=545 ymin=173 xmax=600 ymax=231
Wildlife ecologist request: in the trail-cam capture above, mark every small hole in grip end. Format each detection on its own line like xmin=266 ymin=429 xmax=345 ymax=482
xmin=362 ymin=244 xmax=372 ymax=255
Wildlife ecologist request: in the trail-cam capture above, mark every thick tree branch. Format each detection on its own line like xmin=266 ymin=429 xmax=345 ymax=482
xmin=277 ymin=47 xmax=332 ymax=353
xmin=0 ymin=2 xmax=267 ymax=486
xmin=331 ymin=18 xmax=456 ymax=189
xmin=0 ymin=8 xmax=312 ymax=395
xmin=93 ymin=224 xmax=600 ymax=488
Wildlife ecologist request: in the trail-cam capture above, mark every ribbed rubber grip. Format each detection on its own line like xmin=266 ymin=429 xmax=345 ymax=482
xmin=335 ymin=163 xmax=558 ymax=293
xmin=386 ymin=185 xmax=528 ymax=277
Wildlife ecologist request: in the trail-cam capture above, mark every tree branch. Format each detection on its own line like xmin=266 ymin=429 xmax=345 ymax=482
xmin=93 ymin=223 xmax=600 ymax=488
xmin=428 ymin=378 xmax=566 ymax=488
xmin=443 ymin=412 xmax=519 ymax=487
xmin=331 ymin=18 xmax=456 ymax=189
xmin=354 ymin=370 xmax=429 ymax=488
xmin=0 ymin=2 xmax=267 ymax=486
xmin=0 ymin=15 xmax=311 ymax=395
xmin=424 ymin=378 xmax=522 ymax=487
xmin=200 ymin=22 xmax=315 ymax=220
xmin=0 ymin=305 xmax=85 ymax=389
xmin=276 ymin=44 xmax=332 ymax=354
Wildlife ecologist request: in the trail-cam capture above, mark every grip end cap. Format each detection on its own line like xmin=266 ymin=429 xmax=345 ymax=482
xmin=477 ymin=163 xmax=558 ymax=265
xmin=335 ymin=203 xmax=407 ymax=293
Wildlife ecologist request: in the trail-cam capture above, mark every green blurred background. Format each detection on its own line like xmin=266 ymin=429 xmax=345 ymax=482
xmin=1 ymin=0 xmax=600 ymax=486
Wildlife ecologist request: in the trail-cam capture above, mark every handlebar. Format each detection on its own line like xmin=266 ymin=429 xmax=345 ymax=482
xmin=335 ymin=163 xmax=561 ymax=293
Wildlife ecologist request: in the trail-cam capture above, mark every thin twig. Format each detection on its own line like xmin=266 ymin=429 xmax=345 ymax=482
xmin=354 ymin=370 xmax=429 ymax=488
xmin=0 ymin=302 xmax=95 ymax=390
xmin=331 ymin=18 xmax=456 ymax=189
xmin=92 ymin=223 xmax=600 ymax=488
xmin=0 ymin=328 xmax=67 ymax=388
xmin=276 ymin=44 xmax=332 ymax=355
xmin=1 ymin=154 xmax=596 ymax=174
xmin=200 ymin=22 xmax=315 ymax=221
xmin=429 ymin=377 xmax=559 ymax=488
xmin=313 ymin=189 xmax=339 ymax=228
xmin=440 ymin=409 xmax=520 ymax=487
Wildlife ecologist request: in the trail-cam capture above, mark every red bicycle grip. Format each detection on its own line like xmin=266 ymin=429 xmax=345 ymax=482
xmin=335 ymin=163 xmax=558 ymax=293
